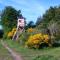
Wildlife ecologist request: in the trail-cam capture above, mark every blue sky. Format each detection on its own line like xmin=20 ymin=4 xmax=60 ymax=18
xmin=0 ymin=0 xmax=60 ymax=23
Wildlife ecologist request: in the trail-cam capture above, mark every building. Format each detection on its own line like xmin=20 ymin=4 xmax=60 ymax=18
xmin=12 ymin=15 xmax=26 ymax=40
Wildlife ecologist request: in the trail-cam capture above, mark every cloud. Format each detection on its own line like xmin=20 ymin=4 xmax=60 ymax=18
xmin=0 ymin=0 xmax=46 ymax=23
xmin=11 ymin=0 xmax=45 ymax=13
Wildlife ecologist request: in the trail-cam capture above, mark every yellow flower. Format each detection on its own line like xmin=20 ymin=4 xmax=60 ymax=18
xmin=44 ymin=35 xmax=49 ymax=40
xmin=27 ymin=28 xmax=35 ymax=32
xmin=7 ymin=28 xmax=17 ymax=38
xmin=8 ymin=32 xmax=13 ymax=38
xmin=33 ymin=40 xmax=40 ymax=44
xmin=25 ymin=33 xmax=50 ymax=48
xmin=43 ymin=34 xmax=49 ymax=43
xmin=12 ymin=28 xmax=16 ymax=31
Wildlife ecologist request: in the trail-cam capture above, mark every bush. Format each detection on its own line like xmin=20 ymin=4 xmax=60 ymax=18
xmin=27 ymin=28 xmax=36 ymax=33
xmin=25 ymin=33 xmax=51 ymax=49
xmin=19 ymin=28 xmax=41 ymax=45
xmin=19 ymin=31 xmax=30 ymax=45
xmin=7 ymin=28 xmax=16 ymax=39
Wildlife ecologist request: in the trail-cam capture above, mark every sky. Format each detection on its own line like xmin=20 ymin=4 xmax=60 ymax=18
xmin=0 ymin=0 xmax=60 ymax=24
xmin=0 ymin=25 xmax=3 ymax=29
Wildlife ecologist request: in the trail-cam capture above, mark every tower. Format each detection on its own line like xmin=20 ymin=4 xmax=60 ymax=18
xmin=12 ymin=16 xmax=25 ymax=40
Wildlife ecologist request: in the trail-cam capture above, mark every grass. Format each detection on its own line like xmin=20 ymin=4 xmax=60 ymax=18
xmin=0 ymin=40 xmax=13 ymax=60
xmin=5 ymin=39 xmax=60 ymax=60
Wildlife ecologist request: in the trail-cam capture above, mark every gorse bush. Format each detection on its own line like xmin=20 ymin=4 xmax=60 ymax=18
xmin=8 ymin=32 xmax=13 ymax=38
xmin=20 ymin=28 xmax=41 ymax=45
xmin=27 ymin=28 xmax=36 ymax=33
xmin=7 ymin=28 xmax=16 ymax=39
xmin=27 ymin=28 xmax=42 ymax=35
xmin=25 ymin=33 xmax=51 ymax=48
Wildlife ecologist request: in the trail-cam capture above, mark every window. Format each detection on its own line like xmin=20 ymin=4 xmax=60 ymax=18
xmin=19 ymin=20 xmax=21 ymax=22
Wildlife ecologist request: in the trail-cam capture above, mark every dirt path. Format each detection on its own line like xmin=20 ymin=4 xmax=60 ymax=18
xmin=1 ymin=40 xmax=23 ymax=60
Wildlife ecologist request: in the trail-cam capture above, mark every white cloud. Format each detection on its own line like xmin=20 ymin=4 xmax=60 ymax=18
xmin=0 ymin=0 xmax=46 ymax=23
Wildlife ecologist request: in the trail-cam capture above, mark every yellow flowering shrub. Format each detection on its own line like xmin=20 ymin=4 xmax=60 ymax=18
xmin=7 ymin=28 xmax=16 ymax=38
xmin=25 ymin=33 xmax=51 ymax=48
xmin=43 ymin=34 xmax=50 ymax=43
xmin=8 ymin=31 xmax=13 ymax=38
xmin=27 ymin=28 xmax=36 ymax=33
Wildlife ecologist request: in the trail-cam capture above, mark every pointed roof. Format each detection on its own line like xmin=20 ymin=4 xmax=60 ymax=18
xmin=18 ymin=14 xmax=24 ymax=19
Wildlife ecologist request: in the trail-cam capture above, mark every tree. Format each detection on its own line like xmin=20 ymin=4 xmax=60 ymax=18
xmin=1 ymin=6 xmax=21 ymax=32
xmin=36 ymin=6 xmax=60 ymax=42
xmin=36 ymin=6 xmax=57 ymax=29
xmin=36 ymin=17 xmax=42 ymax=26
xmin=27 ymin=21 xmax=36 ymax=28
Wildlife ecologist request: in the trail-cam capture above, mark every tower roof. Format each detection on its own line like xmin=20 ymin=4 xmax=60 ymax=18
xmin=18 ymin=14 xmax=24 ymax=19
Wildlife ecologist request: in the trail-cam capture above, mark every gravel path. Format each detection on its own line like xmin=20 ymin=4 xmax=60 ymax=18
xmin=1 ymin=40 xmax=23 ymax=60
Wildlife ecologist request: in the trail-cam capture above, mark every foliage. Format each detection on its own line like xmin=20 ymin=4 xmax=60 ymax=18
xmin=7 ymin=28 xmax=16 ymax=39
xmin=25 ymin=33 xmax=51 ymax=48
xmin=36 ymin=6 xmax=60 ymax=42
xmin=19 ymin=31 xmax=30 ymax=45
xmin=1 ymin=6 xmax=21 ymax=32
xmin=48 ymin=20 xmax=60 ymax=41
xmin=19 ymin=28 xmax=44 ymax=45
xmin=26 ymin=21 xmax=36 ymax=29
xmin=36 ymin=17 xmax=42 ymax=26
xmin=27 ymin=28 xmax=36 ymax=33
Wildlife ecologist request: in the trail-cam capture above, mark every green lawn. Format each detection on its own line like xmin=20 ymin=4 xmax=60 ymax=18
xmin=0 ymin=40 xmax=13 ymax=60
xmin=5 ymin=40 xmax=60 ymax=60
